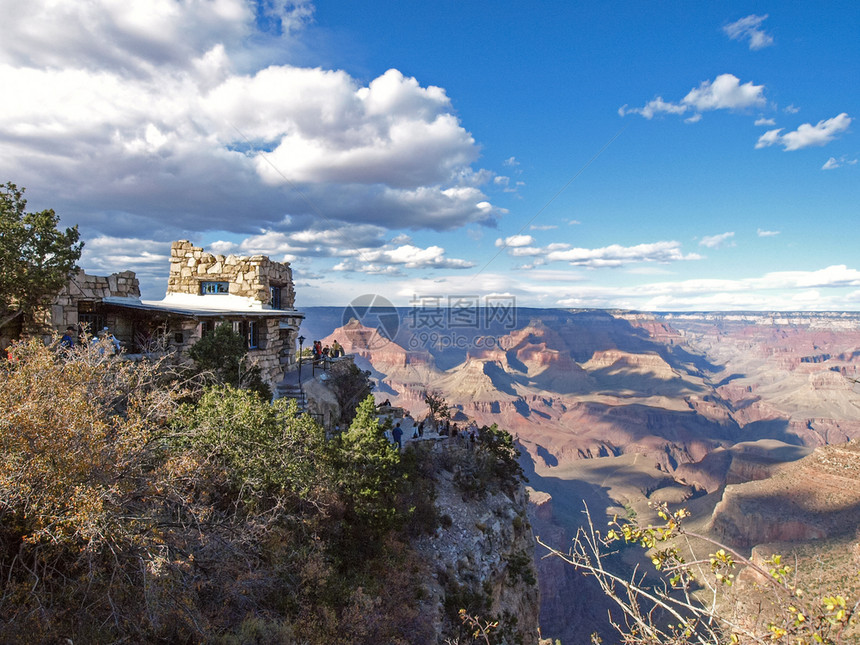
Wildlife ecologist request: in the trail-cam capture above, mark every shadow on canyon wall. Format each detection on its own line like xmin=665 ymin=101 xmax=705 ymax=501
xmin=519 ymin=445 xmax=627 ymax=644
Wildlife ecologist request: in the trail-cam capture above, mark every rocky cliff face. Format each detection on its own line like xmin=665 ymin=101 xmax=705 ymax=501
xmin=411 ymin=440 xmax=541 ymax=644
xmin=710 ymin=441 xmax=860 ymax=547
xmin=675 ymin=440 xmax=811 ymax=493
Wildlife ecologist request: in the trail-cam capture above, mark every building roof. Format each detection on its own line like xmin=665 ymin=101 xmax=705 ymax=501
xmin=102 ymin=294 xmax=304 ymax=320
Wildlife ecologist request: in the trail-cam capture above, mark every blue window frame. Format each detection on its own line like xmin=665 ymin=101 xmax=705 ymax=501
xmin=232 ymin=320 xmax=260 ymax=349
xmin=270 ymin=286 xmax=282 ymax=309
xmin=200 ymin=281 xmax=229 ymax=295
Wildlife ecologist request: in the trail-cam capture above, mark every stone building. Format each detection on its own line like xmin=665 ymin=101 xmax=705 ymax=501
xmin=4 ymin=241 xmax=303 ymax=390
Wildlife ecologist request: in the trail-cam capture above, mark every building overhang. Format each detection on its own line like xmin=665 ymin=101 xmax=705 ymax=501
xmin=101 ymin=296 xmax=304 ymax=321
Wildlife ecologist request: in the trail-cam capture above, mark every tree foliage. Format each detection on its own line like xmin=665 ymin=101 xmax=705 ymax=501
xmin=327 ymin=360 xmax=374 ymax=427
xmin=330 ymin=396 xmax=404 ymax=557
xmin=454 ymin=424 xmax=526 ymax=499
xmin=424 ymin=389 xmax=451 ymax=425
xmin=187 ymin=322 xmax=271 ymax=399
xmin=0 ymin=182 xmax=83 ymax=327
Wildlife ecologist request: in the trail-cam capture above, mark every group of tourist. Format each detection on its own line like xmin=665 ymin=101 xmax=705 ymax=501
xmin=5 ymin=325 xmax=122 ymax=362
xmin=59 ymin=325 xmax=121 ymax=354
xmin=311 ymin=338 xmax=344 ymax=362
xmin=380 ymin=403 xmax=480 ymax=451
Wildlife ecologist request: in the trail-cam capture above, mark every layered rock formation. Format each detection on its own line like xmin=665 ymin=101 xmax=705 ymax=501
xmin=710 ymin=441 xmax=860 ymax=547
xmin=305 ymin=307 xmax=860 ymax=643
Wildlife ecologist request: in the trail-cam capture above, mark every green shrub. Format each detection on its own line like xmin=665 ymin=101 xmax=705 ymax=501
xmin=188 ymin=323 xmax=271 ymax=400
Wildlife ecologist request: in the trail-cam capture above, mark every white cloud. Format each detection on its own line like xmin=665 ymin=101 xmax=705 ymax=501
xmin=333 ymin=243 xmax=474 ymax=273
xmin=755 ymin=117 xmax=776 ymax=126
xmin=723 ymin=14 xmax=774 ymax=50
xmin=822 ymin=155 xmax=858 ymax=170
xmin=699 ymin=232 xmax=735 ymax=248
xmin=507 ymin=240 xmax=702 ymax=268
xmin=552 ymin=265 xmax=860 ymax=311
xmin=495 ymin=234 xmax=535 ymax=248
xmin=619 ymin=97 xmax=688 ymax=119
xmin=0 ymin=0 xmax=500 ymax=241
xmin=757 ymin=229 xmax=780 ymax=237
xmin=193 ymin=224 xmax=476 ymax=277
xmin=784 ymin=104 xmax=801 ymax=114
xmin=493 ymin=175 xmax=520 ymax=193
xmin=529 ymin=224 xmax=558 ymax=231
xmin=756 ymin=113 xmax=852 ymax=151
xmin=79 ymin=236 xmax=173 ymax=298
xmin=503 ymin=156 xmax=519 ymax=167
xmin=682 ymin=74 xmax=766 ymax=112
xmin=755 ymin=128 xmax=784 ymax=149
xmin=621 ymin=74 xmax=765 ymax=121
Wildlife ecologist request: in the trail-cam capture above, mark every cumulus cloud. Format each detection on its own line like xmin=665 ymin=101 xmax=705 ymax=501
xmin=495 ymin=234 xmax=535 ymax=248
xmin=618 ymin=97 xmax=687 ymax=119
xmin=755 ymin=117 xmax=776 ymax=126
xmin=756 ymin=113 xmax=852 ymax=151
xmin=699 ymin=232 xmax=735 ymax=248
xmin=78 ymin=236 xmax=173 ymax=298
xmin=723 ymin=14 xmax=774 ymax=50
xmin=199 ymin=222 xmax=474 ymax=277
xmin=620 ymin=74 xmax=766 ymax=121
xmin=757 ymin=229 xmax=780 ymax=237
xmin=332 ymin=243 xmax=474 ymax=274
xmin=493 ymin=175 xmax=520 ymax=193
xmin=0 ymin=0 xmax=500 ymax=243
xmin=506 ymin=240 xmax=702 ymax=268
xmin=682 ymin=75 xmax=766 ymax=112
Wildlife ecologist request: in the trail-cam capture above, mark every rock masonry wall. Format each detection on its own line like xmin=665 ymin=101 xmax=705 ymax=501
xmin=166 ymin=241 xmax=300 ymax=388
xmin=34 ymin=269 xmax=141 ymax=334
xmin=168 ymin=240 xmax=295 ymax=307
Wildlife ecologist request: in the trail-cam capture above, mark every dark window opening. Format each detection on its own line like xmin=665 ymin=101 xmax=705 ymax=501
xmin=201 ymin=281 xmax=229 ymax=295
xmin=200 ymin=320 xmax=215 ymax=337
xmin=270 ymin=286 xmax=282 ymax=309
xmin=77 ymin=302 xmax=106 ymax=335
xmin=233 ymin=320 xmax=259 ymax=349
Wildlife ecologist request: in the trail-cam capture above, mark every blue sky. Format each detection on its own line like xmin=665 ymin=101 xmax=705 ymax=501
xmin=1 ymin=1 xmax=858 ymax=310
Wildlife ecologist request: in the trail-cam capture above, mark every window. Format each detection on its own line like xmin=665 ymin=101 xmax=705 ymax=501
xmin=200 ymin=320 xmax=215 ymax=337
xmin=77 ymin=301 xmax=105 ymax=335
xmin=200 ymin=281 xmax=229 ymax=295
xmin=270 ymin=286 xmax=282 ymax=309
xmin=232 ymin=320 xmax=260 ymax=349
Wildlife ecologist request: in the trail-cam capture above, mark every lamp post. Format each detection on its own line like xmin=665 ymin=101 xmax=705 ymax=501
xmin=297 ymin=335 xmax=305 ymax=386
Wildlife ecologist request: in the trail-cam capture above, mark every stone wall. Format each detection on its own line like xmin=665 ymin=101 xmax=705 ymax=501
xmin=27 ymin=269 xmax=141 ymax=339
xmin=168 ymin=240 xmax=296 ymax=307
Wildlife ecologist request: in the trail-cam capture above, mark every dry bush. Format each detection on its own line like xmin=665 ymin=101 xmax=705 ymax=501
xmin=0 ymin=341 xmax=443 ymax=644
xmin=538 ymin=503 xmax=859 ymax=645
